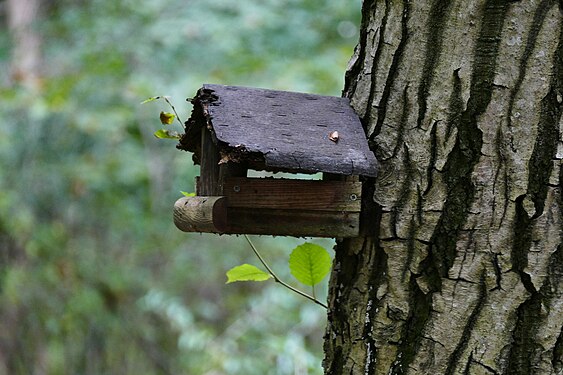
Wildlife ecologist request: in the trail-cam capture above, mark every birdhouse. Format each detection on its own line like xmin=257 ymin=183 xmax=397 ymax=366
xmin=173 ymin=84 xmax=377 ymax=237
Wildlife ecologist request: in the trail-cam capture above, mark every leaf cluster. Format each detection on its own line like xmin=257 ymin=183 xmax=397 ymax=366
xmin=227 ymin=240 xmax=332 ymax=309
xmin=142 ymin=96 xmax=184 ymax=139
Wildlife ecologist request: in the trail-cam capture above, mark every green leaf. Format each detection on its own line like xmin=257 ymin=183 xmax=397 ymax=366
xmin=289 ymin=243 xmax=331 ymax=286
xmin=153 ymin=129 xmax=180 ymax=139
xmin=140 ymin=96 xmax=161 ymax=104
xmin=226 ymin=264 xmax=272 ymax=284
xmin=159 ymin=111 xmax=176 ymax=125
xmin=181 ymin=191 xmax=196 ymax=197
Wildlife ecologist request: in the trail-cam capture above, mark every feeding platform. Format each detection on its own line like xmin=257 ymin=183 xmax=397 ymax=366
xmin=174 ymin=84 xmax=377 ymax=237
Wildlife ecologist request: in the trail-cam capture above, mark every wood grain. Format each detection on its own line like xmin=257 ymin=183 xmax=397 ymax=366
xmin=227 ymin=208 xmax=360 ymax=237
xmin=199 ymin=129 xmax=220 ymax=195
xmin=222 ymin=177 xmax=361 ymax=211
xmin=173 ymin=196 xmax=228 ymax=233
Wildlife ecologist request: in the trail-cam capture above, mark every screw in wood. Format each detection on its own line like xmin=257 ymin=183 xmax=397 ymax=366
xmin=233 ymin=185 xmax=241 ymax=193
xmin=349 ymin=194 xmax=357 ymax=201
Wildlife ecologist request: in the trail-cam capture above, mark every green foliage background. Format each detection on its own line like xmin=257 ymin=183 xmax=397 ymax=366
xmin=0 ymin=0 xmax=361 ymax=373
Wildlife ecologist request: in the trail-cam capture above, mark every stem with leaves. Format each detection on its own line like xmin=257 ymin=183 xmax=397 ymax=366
xmin=243 ymin=235 xmax=328 ymax=309
xmin=161 ymin=96 xmax=184 ymax=127
xmin=141 ymin=95 xmax=184 ymax=139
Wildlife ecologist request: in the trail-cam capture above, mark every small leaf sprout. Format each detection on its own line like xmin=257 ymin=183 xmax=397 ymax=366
xmin=141 ymin=96 xmax=184 ymax=139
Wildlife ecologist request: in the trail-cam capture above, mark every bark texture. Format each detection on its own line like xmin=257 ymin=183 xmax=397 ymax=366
xmin=324 ymin=1 xmax=563 ymax=374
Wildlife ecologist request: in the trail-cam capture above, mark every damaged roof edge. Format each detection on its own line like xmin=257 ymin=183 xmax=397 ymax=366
xmin=179 ymin=84 xmax=378 ymax=177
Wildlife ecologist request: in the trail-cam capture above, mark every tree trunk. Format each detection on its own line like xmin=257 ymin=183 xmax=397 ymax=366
xmin=7 ymin=0 xmax=42 ymax=87
xmin=0 ymin=3 xmax=43 ymax=371
xmin=324 ymin=1 xmax=563 ymax=374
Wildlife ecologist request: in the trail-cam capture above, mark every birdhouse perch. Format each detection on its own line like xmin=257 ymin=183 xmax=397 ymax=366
xmin=174 ymin=84 xmax=377 ymax=237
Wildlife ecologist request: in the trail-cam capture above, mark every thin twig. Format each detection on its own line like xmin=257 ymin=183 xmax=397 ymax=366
xmin=163 ymin=96 xmax=184 ymax=127
xmin=243 ymin=235 xmax=328 ymax=309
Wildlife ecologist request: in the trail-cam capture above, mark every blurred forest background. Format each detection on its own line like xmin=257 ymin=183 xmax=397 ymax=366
xmin=0 ymin=0 xmax=361 ymax=373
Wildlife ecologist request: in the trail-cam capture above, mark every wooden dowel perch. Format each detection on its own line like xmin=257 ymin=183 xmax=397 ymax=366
xmin=173 ymin=196 xmax=228 ymax=233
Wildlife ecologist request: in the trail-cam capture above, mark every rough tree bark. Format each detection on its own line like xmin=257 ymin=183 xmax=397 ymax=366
xmin=324 ymin=1 xmax=563 ymax=374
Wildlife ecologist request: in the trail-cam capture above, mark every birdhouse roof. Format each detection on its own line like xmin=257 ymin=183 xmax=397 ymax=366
xmin=178 ymin=84 xmax=378 ymax=177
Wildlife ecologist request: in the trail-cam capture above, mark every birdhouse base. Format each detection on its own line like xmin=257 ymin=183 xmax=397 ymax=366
xmin=173 ymin=177 xmax=362 ymax=238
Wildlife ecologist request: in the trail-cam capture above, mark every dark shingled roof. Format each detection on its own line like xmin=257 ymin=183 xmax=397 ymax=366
xmin=179 ymin=84 xmax=378 ymax=177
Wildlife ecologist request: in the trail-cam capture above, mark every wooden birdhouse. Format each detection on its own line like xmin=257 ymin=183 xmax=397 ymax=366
xmin=173 ymin=84 xmax=377 ymax=238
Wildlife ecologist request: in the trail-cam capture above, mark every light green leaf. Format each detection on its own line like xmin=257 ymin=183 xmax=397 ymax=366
xmin=181 ymin=191 xmax=196 ymax=197
xmin=159 ymin=111 xmax=176 ymax=125
xmin=140 ymin=96 xmax=161 ymax=104
xmin=226 ymin=264 xmax=272 ymax=284
xmin=289 ymin=243 xmax=331 ymax=286
xmin=153 ymin=129 xmax=180 ymax=139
